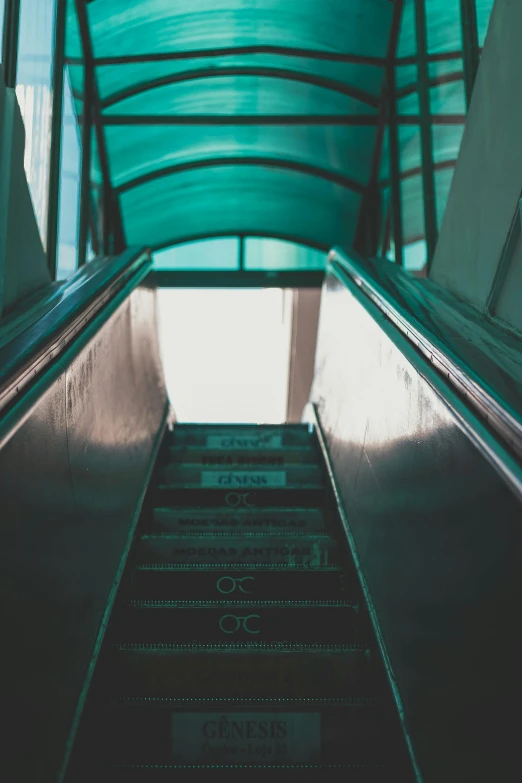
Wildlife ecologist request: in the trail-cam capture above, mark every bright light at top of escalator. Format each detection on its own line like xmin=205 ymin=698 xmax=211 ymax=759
xmin=157 ymin=288 xmax=292 ymax=424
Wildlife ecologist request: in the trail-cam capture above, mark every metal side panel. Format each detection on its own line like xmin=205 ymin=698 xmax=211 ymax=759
xmin=312 ymin=270 xmax=522 ymax=783
xmin=0 ymin=280 xmax=167 ymax=783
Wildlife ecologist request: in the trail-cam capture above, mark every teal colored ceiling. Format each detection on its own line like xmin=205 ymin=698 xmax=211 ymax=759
xmin=66 ymin=0 xmax=495 ymax=274
xmin=67 ymin=0 xmax=394 ymax=259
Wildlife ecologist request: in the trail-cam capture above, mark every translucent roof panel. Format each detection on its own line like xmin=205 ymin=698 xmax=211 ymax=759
xmin=398 ymin=124 xmax=464 ymax=173
xmin=76 ymin=0 xmax=496 ymax=277
xmin=87 ymin=0 xmax=393 ymax=59
xmin=121 ymin=165 xmax=360 ymax=251
xmin=77 ymin=0 xmax=393 ymax=269
xmin=153 ymin=237 xmax=240 ymax=271
xmin=244 ymin=239 xmax=326 ymax=271
xmin=152 ymin=236 xmax=326 ymax=273
xmin=104 ymin=76 xmax=379 ymax=118
xmin=97 ymin=56 xmax=385 ymax=105
xmin=106 ymin=125 xmax=377 ymax=192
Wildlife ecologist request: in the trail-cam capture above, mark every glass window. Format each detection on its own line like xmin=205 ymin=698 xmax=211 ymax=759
xmin=0 ymin=2 xmax=5 ymax=65
xmin=245 ymin=238 xmax=326 ymax=271
xmin=477 ymin=0 xmax=495 ymax=46
xmin=56 ymin=69 xmax=81 ymax=280
xmin=87 ymin=232 xmax=96 ymax=263
xmin=403 ymin=239 xmax=427 ymax=272
xmin=16 ymin=0 xmax=57 ymax=247
xmin=153 ymin=238 xmax=240 ymax=271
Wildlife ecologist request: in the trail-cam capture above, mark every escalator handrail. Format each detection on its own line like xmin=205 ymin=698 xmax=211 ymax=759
xmin=0 ymin=247 xmax=151 ymax=415
xmin=329 ymin=246 xmax=522 ymax=462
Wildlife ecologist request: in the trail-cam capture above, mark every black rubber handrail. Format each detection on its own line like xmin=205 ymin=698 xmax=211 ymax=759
xmin=0 ymin=247 xmax=151 ymax=415
xmin=330 ymin=246 xmax=522 ymax=463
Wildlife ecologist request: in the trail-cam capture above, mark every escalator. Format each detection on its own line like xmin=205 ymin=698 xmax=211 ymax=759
xmin=2 ymin=248 xmax=521 ymax=783
xmin=66 ymin=423 xmax=414 ymax=780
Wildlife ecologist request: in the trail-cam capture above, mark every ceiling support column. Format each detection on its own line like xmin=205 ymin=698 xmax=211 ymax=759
xmin=414 ymin=0 xmax=438 ymax=270
xmin=77 ymin=64 xmax=93 ymax=267
xmin=460 ymin=0 xmax=480 ymax=109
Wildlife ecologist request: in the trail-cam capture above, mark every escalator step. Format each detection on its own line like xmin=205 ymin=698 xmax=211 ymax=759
xmin=153 ymin=486 xmax=326 ymax=509
xmin=65 ymin=420 xmax=414 ymax=783
xmin=164 ymin=446 xmax=320 ymax=466
xmin=113 ymin=600 xmax=359 ymax=644
xmin=108 ymin=643 xmax=371 ymax=699
xmin=105 ymin=700 xmax=386 ymax=767
xmin=131 ymin=565 xmax=350 ymax=600
xmin=168 ymin=424 xmax=315 ymax=449
xmin=157 ymin=465 xmax=324 ymax=489
xmin=107 ymin=763 xmax=391 ymax=781
xmin=137 ymin=533 xmax=338 ymax=566
xmin=150 ymin=507 xmax=329 ymax=534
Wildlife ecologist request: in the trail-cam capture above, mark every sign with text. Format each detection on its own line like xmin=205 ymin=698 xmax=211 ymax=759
xmin=141 ymin=533 xmax=333 ymax=566
xmin=171 ymin=712 xmax=321 ymax=764
xmin=206 ymin=435 xmax=284 ymax=450
xmin=200 ymin=471 xmax=287 ymax=488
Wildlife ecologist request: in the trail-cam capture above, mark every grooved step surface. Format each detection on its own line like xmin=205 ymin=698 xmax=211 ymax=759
xmin=153 ymin=487 xmax=326 ymax=508
xmin=159 ymin=465 xmax=324 ymax=488
xmin=109 ymin=645 xmax=372 ymax=699
xmin=168 ymin=425 xmax=315 ymax=449
xmin=165 ymin=447 xmax=320 ymax=466
xmin=115 ymin=602 xmax=360 ymax=643
xmin=150 ymin=507 xmax=329 ymax=533
xmin=138 ymin=533 xmax=338 ymax=566
xmin=105 ymin=702 xmax=388 ymax=766
xmin=131 ymin=566 xmax=350 ymax=600
xmin=107 ymin=763 xmax=391 ymax=782
xmin=66 ymin=422 xmax=413 ymax=782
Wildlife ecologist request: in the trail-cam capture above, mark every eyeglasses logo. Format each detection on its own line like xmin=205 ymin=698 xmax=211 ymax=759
xmin=225 ymin=492 xmax=255 ymax=507
xmin=216 ymin=576 xmax=254 ymax=595
xmin=218 ymin=614 xmax=261 ymax=634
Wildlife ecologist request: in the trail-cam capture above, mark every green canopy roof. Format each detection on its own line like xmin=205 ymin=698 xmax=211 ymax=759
xmin=66 ymin=0 xmax=495 ymax=278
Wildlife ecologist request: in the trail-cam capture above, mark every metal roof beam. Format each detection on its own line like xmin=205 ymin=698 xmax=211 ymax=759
xmin=460 ymin=0 xmax=480 ymax=109
xmin=414 ymin=0 xmax=438 ymax=268
xmin=379 ymin=158 xmax=458 ymax=187
xmin=395 ymin=70 xmax=464 ymax=99
xmin=116 ymin=157 xmax=366 ymax=195
xmin=103 ymin=114 xmax=465 ymax=126
xmin=69 ymin=46 xmax=388 ymax=67
xmin=153 ymin=231 xmax=329 ymax=254
xmin=101 ymin=66 xmax=381 ymax=110
xmin=153 ymin=270 xmax=325 ymax=289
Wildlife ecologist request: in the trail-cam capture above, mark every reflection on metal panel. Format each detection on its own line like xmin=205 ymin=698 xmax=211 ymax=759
xmin=312 ymin=268 xmax=522 ymax=782
xmin=0 ymin=281 xmax=167 ymax=782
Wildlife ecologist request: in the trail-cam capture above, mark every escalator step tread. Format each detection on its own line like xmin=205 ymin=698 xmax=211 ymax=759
xmin=129 ymin=565 xmax=354 ymax=600
xmin=149 ymin=506 xmax=329 ymax=533
xmin=153 ymin=486 xmax=326 ymax=508
xmin=66 ymin=422 xmax=413 ymax=781
xmin=134 ymin=563 xmax=343 ymax=570
xmin=137 ymin=532 xmax=338 ymax=567
xmin=158 ymin=465 xmax=324 ymax=487
xmin=107 ymin=643 xmax=372 ymax=699
xmin=163 ymin=445 xmax=321 ymax=466
xmin=107 ymin=762 xmax=394 ymax=780
xmin=168 ymin=424 xmax=315 ymax=449
xmin=101 ymin=698 xmax=399 ymax=768
xmin=113 ymin=602 xmax=360 ymax=644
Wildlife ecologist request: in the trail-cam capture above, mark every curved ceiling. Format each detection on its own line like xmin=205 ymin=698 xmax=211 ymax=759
xmin=65 ymin=0 xmax=495 ymax=275
xmin=67 ymin=0 xmax=394 ymax=256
